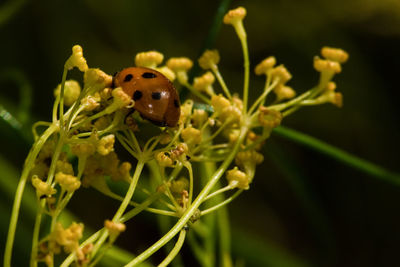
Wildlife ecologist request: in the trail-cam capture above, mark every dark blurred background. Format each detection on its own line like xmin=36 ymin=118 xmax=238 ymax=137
xmin=1 ymin=0 xmax=400 ymax=266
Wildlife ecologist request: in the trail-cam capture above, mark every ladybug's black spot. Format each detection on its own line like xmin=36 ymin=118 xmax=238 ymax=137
xmin=151 ymin=92 xmax=161 ymax=100
xmin=142 ymin=72 xmax=157 ymax=78
xmin=133 ymin=90 xmax=143 ymax=100
xmin=124 ymin=74 xmax=133 ymax=82
xmin=174 ymin=99 xmax=179 ymax=108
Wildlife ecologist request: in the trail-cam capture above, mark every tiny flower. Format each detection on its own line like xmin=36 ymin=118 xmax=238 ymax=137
xmin=179 ymin=99 xmax=194 ymax=124
xmin=104 ymin=220 xmax=126 ymax=238
xmin=156 ymin=66 xmax=176 ymax=81
xmin=198 ymin=50 xmax=220 ymax=70
xmin=270 ymin=65 xmax=292 ymax=84
xmin=55 ymin=172 xmax=81 ymax=192
xmin=115 ymin=162 xmax=132 ymax=182
xmin=220 ymin=105 xmax=242 ymax=124
xmin=226 ymin=167 xmax=250 ymax=190
xmin=255 ymin=56 xmax=276 ymax=75
xmin=81 ymin=95 xmax=100 ymax=111
xmin=159 ymin=132 xmax=172 ymax=145
xmin=103 ymin=87 xmax=134 ymax=114
xmin=65 ymin=45 xmax=88 ymax=72
xmin=97 ymin=134 xmax=115 ymax=156
xmin=274 ymin=84 xmax=296 ymax=101
xmin=211 ymin=94 xmax=231 ymax=114
xmin=70 ymin=137 xmax=97 ymax=158
xmin=181 ymin=126 xmax=202 ymax=145
xmin=93 ymin=116 xmax=111 ymax=131
xmin=170 ymin=177 xmax=189 ymax=195
xmin=223 ymin=7 xmax=247 ymax=39
xmin=235 ymin=150 xmax=264 ymax=180
xmin=51 ymin=222 xmax=84 ymax=253
xmin=170 ymin=143 xmax=189 ymax=161
xmin=319 ymin=91 xmax=343 ymax=107
xmin=99 ymin=87 xmax=112 ymax=101
xmin=135 ymin=51 xmax=164 ymax=68
xmin=191 ymin=109 xmax=208 ymax=127
xmin=84 ymin=68 xmax=113 ymax=91
xmin=54 ymin=80 xmax=81 ymax=106
xmin=193 ymin=71 xmax=215 ymax=96
xmin=326 ymin=81 xmax=336 ymax=91
xmin=56 ymin=160 xmax=74 ymax=175
xmin=321 ymin=47 xmax=349 ymax=63
xmin=313 ymin=57 xmax=342 ymax=73
xmin=156 ymin=151 xmax=174 ymax=167
xmin=258 ymin=106 xmax=282 ymax=129
xmin=223 ymin=6 xmax=247 ymax=24
xmin=167 ymin=57 xmax=193 ymax=83
xmin=32 ymin=175 xmax=56 ymax=197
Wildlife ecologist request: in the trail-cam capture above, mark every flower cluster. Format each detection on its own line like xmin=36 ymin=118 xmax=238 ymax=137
xmin=5 ymin=5 xmax=348 ymax=267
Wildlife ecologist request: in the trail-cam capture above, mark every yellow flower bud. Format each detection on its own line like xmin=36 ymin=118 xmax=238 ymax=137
xmin=81 ymin=95 xmax=100 ymax=111
xmin=166 ymin=57 xmax=193 ymax=72
xmin=84 ymin=68 xmax=113 ymax=91
xmin=155 ymin=66 xmax=176 ymax=81
xmin=32 ymin=175 xmax=56 ymax=197
xmin=326 ymin=81 xmax=336 ymax=91
xmin=181 ymin=126 xmax=202 ymax=145
xmin=274 ymin=84 xmax=296 ymax=101
xmin=193 ymin=71 xmax=215 ymax=96
xmin=51 ymin=222 xmax=83 ymax=253
xmin=270 ymin=65 xmax=292 ymax=84
xmin=65 ymin=45 xmax=88 ymax=72
xmin=254 ymin=56 xmax=276 ymax=75
xmin=223 ymin=7 xmax=247 ymax=24
xmin=56 ymin=160 xmax=74 ymax=175
xmin=179 ymin=99 xmax=194 ymax=124
xmin=321 ymin=47 xmax=349 ymax=63
xmin=192 ymin=109 xmax=208 ymax=127
xmin=198 ymin=50 xmax=220 ymax=70
xmin=103 ymin=87 xmax=134 ymax=114
xmin=54 ymin=80 xmax=81 ymax=106
xmin=135 ymin=51 xmax=164 ymax=68
xmin=211 ymin=94 xmax=230 ymax=114
xmin=104 ymin=220 xmax=126 ymax=237
xmin=226 ymin=167 xmax=249 ymax=190
xmin=55 ymin=172 xmax=81 ymax=192
xmin=313 ymin=57 xmax=341 ymax=73
xmin=97 ymin=134 xmax=115 ymax=156
xmin=170 ymin=177 xmax=189 ymax=195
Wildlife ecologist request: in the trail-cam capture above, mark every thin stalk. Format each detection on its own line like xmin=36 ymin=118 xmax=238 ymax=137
xmin=211 ymin=66 xmax=232 ymax=100
xmin=59 ymin=66 xmax=68 ymax=128
xmin=158 ymin=230 xmax=187 ymax=267
xmin=201 ymin=189 xmax=243 ymax=216
xmin=4 ymin=124 xmax=57 ymax=267
xmin=124 ymin=126 xmax=248 ymax=267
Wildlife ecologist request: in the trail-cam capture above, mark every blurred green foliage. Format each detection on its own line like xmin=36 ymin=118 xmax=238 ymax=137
xmin=1 ymin=0 xmax=399 ymax=266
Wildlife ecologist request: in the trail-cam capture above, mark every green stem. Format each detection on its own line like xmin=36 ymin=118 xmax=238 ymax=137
xmin=59 ymin=67 xmax=68 ymax=129
xmin=158 ymin=230 xmax=187 ymax=267
xmin=240 ymin=35 xmax=250 ymax=113
xmin=124 ymin=126 xmax=248 ymax=267
xmin=273 ymin=126 xmax=400 ymax=183
xmin=4 ymin=124 xmax=57 ymax=267
xmin=201 ymin=190 xmax=243 ymax=216
xmin=90 ymin=160 xmax=145 ymax=260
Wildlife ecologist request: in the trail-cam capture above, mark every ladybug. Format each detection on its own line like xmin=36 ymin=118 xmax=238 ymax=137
xmin=113 ymin=67 xmax=180 ymax=127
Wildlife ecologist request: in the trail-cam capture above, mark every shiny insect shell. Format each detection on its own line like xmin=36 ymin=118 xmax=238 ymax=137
xmin=113 ymin=67 xmax=180 ymax=127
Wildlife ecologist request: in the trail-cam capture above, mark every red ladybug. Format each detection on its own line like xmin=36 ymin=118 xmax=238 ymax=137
xmin=113 ymin=67 xmax=180 ymax=127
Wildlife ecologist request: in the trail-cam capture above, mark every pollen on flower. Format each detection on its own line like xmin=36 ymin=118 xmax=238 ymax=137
xmin=55 ymin=172 xmax=81 ymax=192
xmin=104 ymin=87 xmax=133 ymax=114
xmin=65 ymin=45 xmax=88 ymax=72
xmin=54 ymin=80 xmax=81 ymax=106
xmin=70 ymin=140 xmax=96 ymax=158
xmin=255 ymin=56 xmax=277 ymax=75
xmin=198 ymin=50 xmax=220 ymax=70
xmin=321 ymin=47 xmax=349 ymax=63
xmin=97 ymin=134 xmax=115 ymax=156
xmin=226 ymin=167 xmax=250 ymax=190
xmin=51 ymin=222 xmax=84 ymax=254
xmin=135 ymin=51 xmax=164 ymax=68
xmin=32 ymin=175 xmax=56 ymax=197
xmin=56 ymin=159 xmax=74 ymax=175
xmin=170 ymin=143 xmax=189 ymax=161
xmin=191 ymin=109 xmax=208 ymax=127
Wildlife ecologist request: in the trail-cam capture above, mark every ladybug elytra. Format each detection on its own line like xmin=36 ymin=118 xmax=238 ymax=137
xmin=113 ymin=67 xmax=180 ymax=127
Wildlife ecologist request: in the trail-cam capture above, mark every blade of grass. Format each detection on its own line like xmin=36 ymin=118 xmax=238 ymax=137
xmin=272 ymin=126 xmax=400 ymax=185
